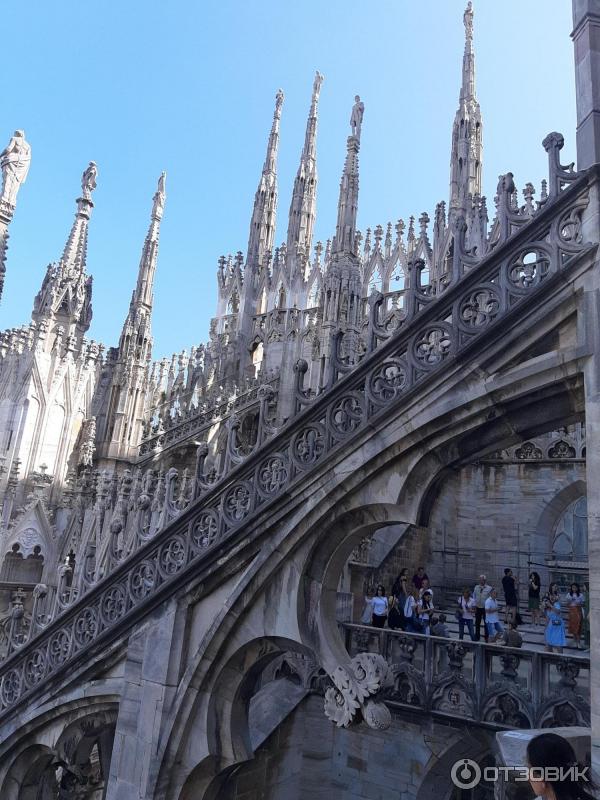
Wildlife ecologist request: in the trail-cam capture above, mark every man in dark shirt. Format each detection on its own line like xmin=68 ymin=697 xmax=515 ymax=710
xmin=502 ymin=568 xmax=518 ymax=624
xmin=413 ymin=566 xmax=428 ymax=590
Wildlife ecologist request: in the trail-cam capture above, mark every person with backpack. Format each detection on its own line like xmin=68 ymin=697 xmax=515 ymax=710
xmin=404 ymin=587 xmax=424 ymax=633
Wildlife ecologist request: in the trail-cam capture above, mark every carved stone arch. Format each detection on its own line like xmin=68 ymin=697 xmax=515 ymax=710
xmin=536 ymin=694 xmax=590 ymax=728
xmin=299 ymin=503 xmax=411 ymax=675
xmin=0 ymin=695 xmax=118 ymax=800
xmin=0 ymin=743 xmax=58 ymax=800
xmin=416 ymin=730 xmax=494 ymax=800
xmin=388 ymin=662 xmax=427 ymax=708
xmin=480 ymin=686 xmax=533 ymax=728
xmin=403 ymin=386 xmax=585 ymax=529
xmin=428 ymin=673 xmax=476 ymax=718
xmin=165 ymin=636 xmax=313 ymax=800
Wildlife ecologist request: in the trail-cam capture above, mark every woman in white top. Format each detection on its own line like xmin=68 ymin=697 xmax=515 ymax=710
xmin=484 ymin=588 xmax=504 ymax=641
xmin=457 ymin=588 xmax=476 ymax=641
xmin=370 ymin=584 xmax=389 ymax=628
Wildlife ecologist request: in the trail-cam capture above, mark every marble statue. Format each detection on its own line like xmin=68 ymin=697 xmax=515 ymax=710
xmin=464 ymin=1 xmax=473 ymax=40
xmin=350 ymin=95 xmax=364 ymax=140
xmin=0 ymin=130 xmax=31 ymax=208
xmin=81 ymin=161 xmax=98 ymax=201
xmin=153 ymin=172 xmax=166 ymax=219
xmin=313 ymin=71 xmax=324 ymax=100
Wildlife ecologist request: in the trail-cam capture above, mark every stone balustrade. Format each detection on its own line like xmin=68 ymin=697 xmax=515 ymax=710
xmin=341 ymin=622 xmax=590 ymax=730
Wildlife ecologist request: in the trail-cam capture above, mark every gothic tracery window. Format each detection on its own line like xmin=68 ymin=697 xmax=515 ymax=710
xmin=552 ymin=497 xmax=588 ymax=559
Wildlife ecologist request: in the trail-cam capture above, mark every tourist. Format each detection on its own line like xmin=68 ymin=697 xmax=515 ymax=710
xmin=456 ymin=587 xmax=476 ymax=641
xmin=548 ymin=581 xmax=561 ymax=604
xmin=419 ymin=577 xmax=434 ymax=600
xmin=431 ymin=612 xmax=449 ymax=638
xmin=370 ymin=584 xmax=389 ymax=628
xmin=502 ymin=567 xmax=519 ymax=624
xmin=484 ymin=588 xmax=504 ymax=641
xmin=473 ymin=574 xmax=492 ymax=642
xmin=388 ymin=593 xmax=403 ymax=630
xmin=391 ymin=568 xmax=409 ymax=598
xmin=566 ymin=583 xmax=585 ymax=650
xmin=417 ymin=590 xmax=435 ymax=635
xmin=389 ymin=569 xmax=409 ymax=630
xmin=526 ymin=731 xmax=595 ymax=800
xmin=412 ymin=566 xmax=428 ymax=590
xmin=529 ymin=571 xmax=541 ymax=626
xmin=360 ymin=586 xmax=374 ymax=624
xmin=544 ymin=596 xmax=566 ymax=653
xmin=502 ymin=620 xmax=523 ymax=648
xmin=404 ymin=587 xmax=422 ymax=633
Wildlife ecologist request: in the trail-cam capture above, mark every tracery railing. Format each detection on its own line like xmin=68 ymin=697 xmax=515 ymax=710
xmin=0 ymin=134 xmax=594 ymax=718
xmin=340 ymin=623 xmax=590 ymax=729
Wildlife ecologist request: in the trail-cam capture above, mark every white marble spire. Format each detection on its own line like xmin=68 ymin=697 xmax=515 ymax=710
xmin=246 ymin=90 xmax=284 ymax=270
xmin=449 ymin=2 xmax=482 ymax=217
xmin=286 ymin=72 xmax=323 ymax=261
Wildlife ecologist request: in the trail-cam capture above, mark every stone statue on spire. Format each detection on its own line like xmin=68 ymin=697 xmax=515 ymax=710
xmin=313 ymin=71 xmax=324 ymax=101
xmin=81 ymin=161 xmax=98 ymax=201
xmin=464 ymin=1 xmax=473 ymax=41
xmin=153 ymin=172 xmax=166 ymax=220
xmin=350 ymin=95 xmax=364 ymax=140
xmin=275 ymin=89 xmax=284 ymax=116
xmin=0 ymin=130 xmax=31 ymax=208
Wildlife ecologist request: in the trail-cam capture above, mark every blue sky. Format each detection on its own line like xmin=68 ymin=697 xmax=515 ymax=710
xmin=1 ymin=1 xmax=576 ymax=357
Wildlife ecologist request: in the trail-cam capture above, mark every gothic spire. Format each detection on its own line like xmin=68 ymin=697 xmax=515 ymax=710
xmin=132 ymin=172 xmax=166 ymax=312
xmin=32 ymin=162 xmax=98 ymax=338
xmin=60 ymin=161 xmax=97 ymax=275
xmin=449 ymin=2 xmax=482 ymax=217
xmin=246 ymin=89 xmax=284 ymax=270
xmin=332 ymin=96 xmax=363 ymax=257
xmin=286 ymin=72 xmax=323 ymax=262
xmin=117 ymin=173 xmax=166 ymax=364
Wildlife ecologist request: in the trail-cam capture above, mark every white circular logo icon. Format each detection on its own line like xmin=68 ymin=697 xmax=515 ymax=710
xmin=451 ymin=758 xmax=482 ymax=789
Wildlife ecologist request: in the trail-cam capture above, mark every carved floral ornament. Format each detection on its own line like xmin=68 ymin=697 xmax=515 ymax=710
xmin=324 ymin=653 xmax=392 ymax=729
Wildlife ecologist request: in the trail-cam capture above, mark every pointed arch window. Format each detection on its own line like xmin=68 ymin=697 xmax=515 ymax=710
xmin=552 ymin=497 xmax=588 ymax=559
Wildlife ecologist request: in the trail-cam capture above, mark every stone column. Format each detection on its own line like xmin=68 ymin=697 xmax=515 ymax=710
xmin=573 ymin=0 xmax=600 ymax=169
xmin=573 ymin=0 xmax=600 ymax=776
xmin=105 ymin=599 xmax=181 ymax=800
